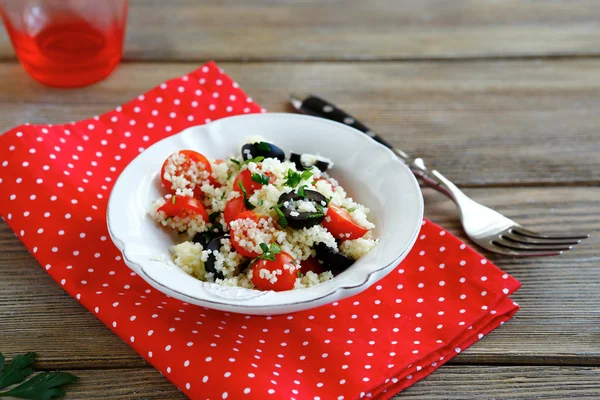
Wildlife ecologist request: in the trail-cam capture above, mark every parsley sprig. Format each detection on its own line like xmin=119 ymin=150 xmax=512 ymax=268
xmin=251 ymin=172 xmax=270 ymax=185
xmin=237 ymin=182 xmax=256 ymax=210
xmin=231 ymin=156 xmax=265 ymax=168
xmin=283 ymin=169 xmax=312 ymax=188
xmin=0 ymin=352 xmax=79 ymax=399
xmin=258 ymin=243 xmax=281 ymax=261
xmin=297 ymin=185 xmax=307 ymax=198
xmin=272 ymin=204 xmax=288 ymax=228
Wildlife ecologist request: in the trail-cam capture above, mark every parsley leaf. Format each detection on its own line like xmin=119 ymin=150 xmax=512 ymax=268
xmin=0 ymin=352 xmax=78 ymax=399
xmin=257 ymin=142 xmax=271 ymax=152
xmin=273 ymin=205 xmax=288 ymax=229
xmin=347 ymin=207 xmax=357 ymax=212
xmin=237 ymin=182 xmax=256 ymax=210
xmin=297 ymin=271 xmax=303 ymax=278
xmin=0 ymin=352 xmax=35 ymax=390
xmin=226 ymin=170 xmax=232 ymax=180
xmin=297 ymin=185 xmax=307 ymax=198
xmin=209 ymin=212 xmax=220 ymax=223
xmin=251 ymin=172 xmax=270 ymax=185
xmin=258 ymin=243 xmax=282 ymax=261
xmin=300 ymin=170 xmax=313 ymax=181
xmin=243 ymin=156 xmax=265 ymax=165
xmin=230 ymin=158 xmax=241 ymax=166
xmin=284 ymin=169 xmax=313 ymax=188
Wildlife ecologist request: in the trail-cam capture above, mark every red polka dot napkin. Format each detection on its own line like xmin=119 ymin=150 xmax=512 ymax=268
xmin=0 ymin=61 xmax=520 ymax=399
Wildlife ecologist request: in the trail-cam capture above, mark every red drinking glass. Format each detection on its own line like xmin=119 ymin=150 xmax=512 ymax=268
xmin=0 ymin=0 xmax=127 ymax=87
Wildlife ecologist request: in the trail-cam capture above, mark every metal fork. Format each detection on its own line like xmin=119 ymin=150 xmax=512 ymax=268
xmin=290 ymin=94 xmax=590 ymax=256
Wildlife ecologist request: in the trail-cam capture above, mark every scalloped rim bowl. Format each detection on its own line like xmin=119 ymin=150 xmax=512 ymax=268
xmin=107 ymin=113 xmax=423 ymax=315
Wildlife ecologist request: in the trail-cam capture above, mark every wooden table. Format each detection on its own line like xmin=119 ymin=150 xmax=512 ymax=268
xmin=1 ymin=1 xmax=599 ymax=398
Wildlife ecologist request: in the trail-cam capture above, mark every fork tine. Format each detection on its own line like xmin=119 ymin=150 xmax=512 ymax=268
xmin=492 ymin=238 xmax=573 ymax=254
xmin=511 ymin=226 xmax=590 ymax=241
xmin=502 ymin=232 xmax=582 ymax=246
xmin=491 ymin=245 xmax=564 ymax=257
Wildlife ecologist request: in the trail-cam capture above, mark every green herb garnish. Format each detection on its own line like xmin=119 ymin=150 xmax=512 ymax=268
xmin=257 ymin=142 xmax=271 ymax=152
xmin=273 ymin=205 xmax=288 ymax=229
xmin=297 ymin=185 xmax=307 ymax=198
xmin=0 ymin=352 xmax=79 ymax=399
xmin=251 ymin=172 xmax=270 ymax=185
xmin=237 ymin=182 xmax=256 ymax=210
xmin=243 ymin=156 xmax=265 ymax=165
xmin=307 ymin=213 xmax=325 ymax=219
xmin=209 ymin=212 xmax=220 ymax=223
xmin=297 ymin=271 xmax=303 ymax=278
xmin=230 ymin=158 xmax=241 ymax=166
xmin=284 ymin=169 xmax=313 ymax=188
xmin=257 ymin=199 xmax=264 ymax=206
xmin=226 ymin=170 xmax=232 ymax=180
xmin=347 ymin=207 xmax=357 ymax=212
xmin=171 ymin=195 xmax=176 ymax=205
xmin=258 ymin=243 xmax=281 ymax=261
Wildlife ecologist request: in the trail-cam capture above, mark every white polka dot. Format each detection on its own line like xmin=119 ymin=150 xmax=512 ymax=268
xmin=481 ymin=276 xmax=488 ymax=281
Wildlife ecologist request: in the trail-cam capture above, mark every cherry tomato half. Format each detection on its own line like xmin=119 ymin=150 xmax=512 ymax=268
xmin=160 ymin=150 xmax=212 ymax=193
xmin=233 ymin=169 xmax=275 ymax=196
xmin=229 ymin=211 xmax=271 ymax=258
xmin=300 ymin=256 xmax=324 ymax=275
xmin=322 ymin=203 xmax=368 ymax=241
xmin=223 ymin=196 xmax=247 ymax=226
xmin=250 ymin=252 xmax=298 ymax=291
xmin=158 ymin=195 xmax=209 ymax=222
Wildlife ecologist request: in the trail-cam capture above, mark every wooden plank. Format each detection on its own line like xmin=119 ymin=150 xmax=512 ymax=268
xmin=13 ymin=366 xmax=600 ymax=399
xmin=398 ymin=366 xmax=600 ymax=399
xmin=1 ymin=187 xmax=598 ymax=368
xmin=1 ymin=60 xmax=600 ymax=186
xmin=2 ymin=1 xmax=600 ymax=61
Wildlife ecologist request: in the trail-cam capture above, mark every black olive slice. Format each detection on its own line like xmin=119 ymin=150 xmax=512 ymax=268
xmin=314 ymin=242 xmax=354 ymax=275
xmin=289 ymin=152 xmax=332 ymax=172
xmin=192 ymin=226 xmax=225 ymax=249
xmin=278 ymin=190 xmax=328 ymax=229
xmin=241 ymin=141 xmax=285 ymax=161
xmin=192 ymin=232 xmax=212 ymax=249
xmin=205 ymin=234 xmax=230 ymax=280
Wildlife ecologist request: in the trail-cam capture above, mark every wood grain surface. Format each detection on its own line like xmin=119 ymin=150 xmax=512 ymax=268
xmin=2 ymin=0 xmax=600 ymax=61
xmin=1 ymin=0 xmax=599 ymax=398
xmin=1 ymin=61 xmax=600 ymax=186
xmin=14 ymin=366 xmax=597 ymax=399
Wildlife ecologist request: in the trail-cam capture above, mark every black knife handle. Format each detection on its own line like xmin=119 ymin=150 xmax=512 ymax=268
xmin=295 ymin=94 xmax=454 ymax=197
xmin=299 ymin=95 xmax=394 ymax=150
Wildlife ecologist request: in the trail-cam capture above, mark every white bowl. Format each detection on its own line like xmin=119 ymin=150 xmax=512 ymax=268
xmin=107 ymin=113 xmax=423 ymax=315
